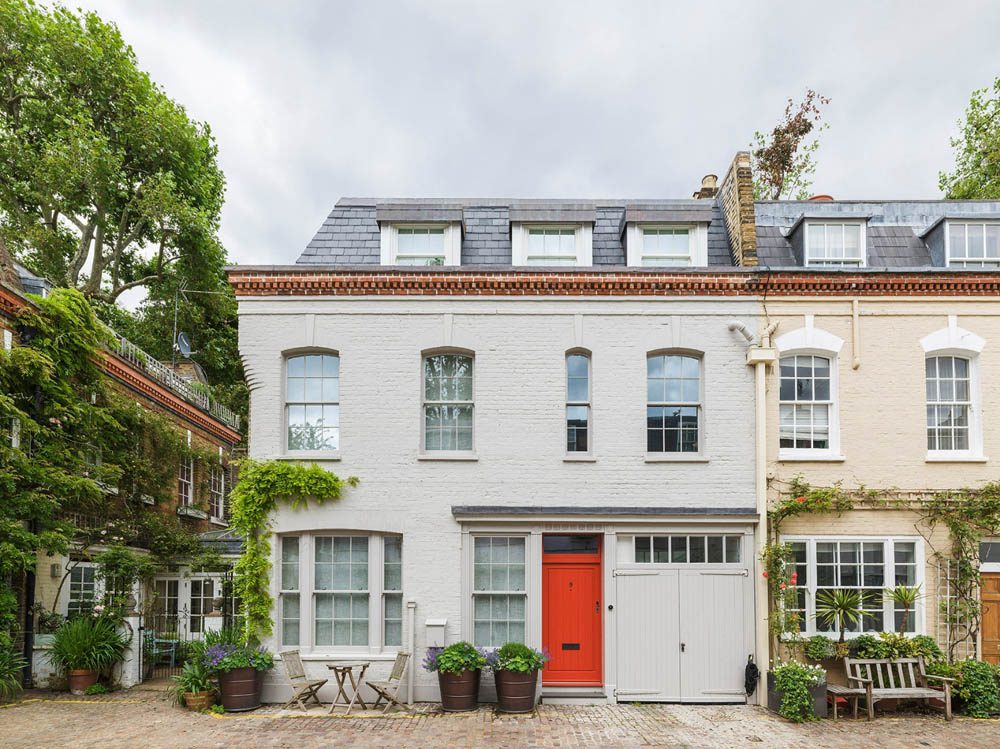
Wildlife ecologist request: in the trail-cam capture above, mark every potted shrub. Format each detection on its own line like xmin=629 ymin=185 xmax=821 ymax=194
xmin=423 ymin=642 xmax=486 ymax=712
xmin=766 ymin=660 xmax=827 ymax=721
xmin=487 ymin=643 xmax=548 ymax=713
xmin=203 ymin=637 xmax=273 ymax=712
xmin=48 ymin=616 xmax=128 ymax=694
xmin=171 ymin=659 xmax=216 ymax=710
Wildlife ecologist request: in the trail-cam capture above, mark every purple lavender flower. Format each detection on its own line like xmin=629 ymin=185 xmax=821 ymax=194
xmin=422 ymin=647 xmax=442 ymax=672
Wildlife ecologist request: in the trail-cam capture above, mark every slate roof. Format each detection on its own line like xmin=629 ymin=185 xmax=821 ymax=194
xmin=297 ymin=198 xmax=735 ymax=267
xmin=754 ymin=200 xmax=1000 ymax=269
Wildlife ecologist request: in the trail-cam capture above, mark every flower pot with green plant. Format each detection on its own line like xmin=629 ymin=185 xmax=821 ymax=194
xmin=766 ymin=660 xmax=827 ymax=721
xmin=423 ymin=642 xmax=487 ymax=712
xmin=47 ymin=616 xmax=128 ymax=694
xmin=202 ymin=628 xmax=273 ymax=712
xmin=171 ymin=659 xmax=216 ymax=710
xmin=486 ymin=643 xmax=549 ymax=713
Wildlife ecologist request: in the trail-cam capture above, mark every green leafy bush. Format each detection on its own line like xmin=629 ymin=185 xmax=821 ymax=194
xmin=48 ymin=616 xmax=128 ymax=674
xmin=803 ymin=635 xmax=834 ymax=661
xmin=171 ymin=660 xmax=215 ymax=704
xmin=0 ymin=642 xmax=26 ymax=702
xmin=488 ymin=643 xmax=549 ymax=673
xmin=422 ymin=642 xmax=487 ymax=675
xmin=772 ymin=660 xmax=825 ymax=723
xmin=84 ymin=683 xmax=108 ymax=695
xmin=954 ymin=660 xmax=1000 ymax=718
xmin=908 ymin=635 xmax=943 ymax=661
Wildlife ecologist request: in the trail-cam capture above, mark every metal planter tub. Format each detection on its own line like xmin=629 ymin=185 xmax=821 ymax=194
xmin=437 ymin=669 xmax=481 ymax=712
xmin=494 ymin=669 xmax=538 ymax=713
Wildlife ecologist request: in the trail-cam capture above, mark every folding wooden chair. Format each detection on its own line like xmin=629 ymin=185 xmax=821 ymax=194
xmin=365 ymin=651 xmax=411 ymax=714
xmin=280 ymin=650 xmax=328 ymax=712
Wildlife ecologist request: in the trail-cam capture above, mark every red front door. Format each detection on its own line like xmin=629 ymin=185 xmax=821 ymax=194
xmin=542 ymin=534 xmax=603 ymax=686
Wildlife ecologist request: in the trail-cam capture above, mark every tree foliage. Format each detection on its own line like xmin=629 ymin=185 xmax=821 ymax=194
xmin=751 ymin=90 xmax=830 ymax=200
xmin=940 ymin=76 xmax=1000 ymax=199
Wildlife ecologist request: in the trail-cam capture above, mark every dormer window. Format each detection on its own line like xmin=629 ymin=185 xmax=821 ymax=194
xmin=625 ymin=224 xmax=708 ymax=267
xmin=805 ymin=222 xmax=865 ymax=266
xmin=380 ymin=223 xmax=461 ymax=266
xmin=511 ymin=224 xmax=593 ymax=266
xmin=947 ymin=222 xmax=1000 ymax=268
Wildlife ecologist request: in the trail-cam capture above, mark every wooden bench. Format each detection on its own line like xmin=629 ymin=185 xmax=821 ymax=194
xmin=845 ymin=656 xmax=954 ymax=721
xmin=826 ymin=683 xmax=866 ymax=720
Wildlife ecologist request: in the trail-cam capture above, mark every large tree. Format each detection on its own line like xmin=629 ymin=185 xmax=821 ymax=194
xmin=751 ymin=90 xmax=830 ymax=200
xmin=0 ymin=0 xmax=225 ymax=304
xmin=940 ymin=76 xmax=1000 ymax=199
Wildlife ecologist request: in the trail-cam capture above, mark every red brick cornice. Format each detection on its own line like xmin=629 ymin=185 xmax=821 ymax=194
xmin=227 ymin=268 xmax=1000 ymax=297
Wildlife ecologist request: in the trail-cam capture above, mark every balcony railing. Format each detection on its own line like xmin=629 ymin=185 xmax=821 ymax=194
xmin=105 ymin=328 xmax=241 ymax=431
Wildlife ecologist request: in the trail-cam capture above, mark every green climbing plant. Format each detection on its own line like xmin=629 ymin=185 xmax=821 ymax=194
xmin=228 ymin=460 xmax=358 ymax=642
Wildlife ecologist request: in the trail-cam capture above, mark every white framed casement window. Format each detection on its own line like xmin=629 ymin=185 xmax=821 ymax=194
xmin=472 ymin=535 xmax=527 ymax=647
xmin=209 ymin=465 xmax=225 ymax=522
xmin=946 ymin=222 xmax=1000 ymax=268
xmin=566 ymin=351 xmax=591 ymax=454
xmin=804 ymin=222 xmax=866 ymax=266
xmin=981 ymin=540 xmax=1000 ymax=573
xmin=278 ymin=532 xmax=403 ymax=654
xmin=781 ymin=536 xmax=924 ymax=637
xmin=177 ymin=457 xmax=194 ymax=507
xmin=380 ymin=223 xmax=461 ymax=266
xmin=633 ymin=534 xmax=742 ymax=564
xmin=189 ymin=578 xmax=215 ymax=634
xmin=511 ymin=224 xmax=593 ymax=266
xmin=151 ymin=578 xmax=179 ymax=627
xmin=422 ymin=351 xmax=474 ymax=453
xmin=625 ymin=224 xmax=708 ymax=267
xmin=67 ymin=563 xmax=97 ymax=617
xmin=285 ymin=353 xmax=340 ymax=454
xmin=646 ymin=352 xmax=702 ymax=455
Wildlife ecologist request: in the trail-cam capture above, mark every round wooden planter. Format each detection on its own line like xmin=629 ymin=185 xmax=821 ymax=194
xmin=494 ymin=669 xmax=538 ymax=713
xmin=218 ymin=667 xmax=262 ymax=712
xmin=438 ymin=669 xmax=481 ymax=712
xmin=67 ymin=669 xmax=98 ymax=695
xmin=183 ymin=691 xmax=215 ymax=711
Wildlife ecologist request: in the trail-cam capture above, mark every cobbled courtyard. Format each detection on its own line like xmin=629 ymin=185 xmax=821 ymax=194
xmin=3 ymin=686 xmax=1000 ymax=748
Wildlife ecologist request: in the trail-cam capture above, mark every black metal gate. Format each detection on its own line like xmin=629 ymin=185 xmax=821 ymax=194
xmin=140 ymin=610 xmax=197 ymax=680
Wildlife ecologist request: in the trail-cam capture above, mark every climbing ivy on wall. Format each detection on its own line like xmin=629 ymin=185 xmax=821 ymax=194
xmin=228 ymin=460 xmax=358 ymax=642
xmin=764 ymin=476 xmax=1000 ymax=662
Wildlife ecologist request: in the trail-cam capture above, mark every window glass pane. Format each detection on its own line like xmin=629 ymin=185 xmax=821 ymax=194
xmin=707 ymin=536 xmax=724 ymax=563
xmin=281 ymin=594 xmax=300 ymax=646
xmin=635 ymin=536 xmax=651 ymax=563
xmin=281 ymin=537 xmax=299 ymax=590
xmin=653 ymin=536 xmax=670 ymax=563
xmin=725 ymin=536 xmax=741 ymax=563
xmin=670 ymin=536 xmax=687 ymax=563
xmin=689 ymin=536 xmax=706 ymax=563
xmin=981 ymin=541 xmax=1000 ymax=564
xmin=543 ymin=535 xmax=599 ymax=554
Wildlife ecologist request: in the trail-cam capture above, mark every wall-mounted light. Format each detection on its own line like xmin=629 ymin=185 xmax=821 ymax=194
xmin=51 ymin=564 xmax=61 ymax=578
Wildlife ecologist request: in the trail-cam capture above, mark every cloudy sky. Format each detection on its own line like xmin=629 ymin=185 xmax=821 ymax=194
xmin=83 ymin=0 xmax=1000 ymax=267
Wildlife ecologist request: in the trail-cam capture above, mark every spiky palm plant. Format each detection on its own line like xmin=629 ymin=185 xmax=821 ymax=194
xmin=885 ymin=585 xmax=922 ymax=634
xmin=815 ymin=589 xmax=862 ymax=643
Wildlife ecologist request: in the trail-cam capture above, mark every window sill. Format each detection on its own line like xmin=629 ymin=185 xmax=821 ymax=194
xmin=778 ymin=452 xmax=846 ymax=463
xmin=644 ymin=454 xmax=710 ymax=463
xmin=293 ymin=652 xmax=402 ymax=662
xmin=275 ymin=452 xmax=341 ymax=461
xmin=418 ymin=452 xmax=478 ymax=462
xmin=925 ymin=453 xmax=988 ymax=463
xmin=564 ymin=454 xmax=597 ymax=463
xmin=177 ymin=506 xmax=208 ymax=520
xmin=209 ymin=517 xmax=228 ymax=527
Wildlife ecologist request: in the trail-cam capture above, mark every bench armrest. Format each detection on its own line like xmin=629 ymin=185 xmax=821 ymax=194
xmin=846 ymin=675 xmax=872 ymax=685
xmin=924 ymin=674 xmax=956 ymax=684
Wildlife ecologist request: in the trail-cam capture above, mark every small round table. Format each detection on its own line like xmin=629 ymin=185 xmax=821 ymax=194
xmin=326 ymin=661 xmax=370 ymax=714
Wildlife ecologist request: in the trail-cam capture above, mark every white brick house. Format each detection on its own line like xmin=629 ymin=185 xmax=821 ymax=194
xmin=231 ymin=161 xmax=772 ymax=705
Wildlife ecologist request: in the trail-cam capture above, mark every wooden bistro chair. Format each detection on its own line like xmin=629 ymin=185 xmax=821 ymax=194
xmin=365 ymin=651 xmax=411 ymax=714
xmin=281 ymin=650 xmax=328 ymax=712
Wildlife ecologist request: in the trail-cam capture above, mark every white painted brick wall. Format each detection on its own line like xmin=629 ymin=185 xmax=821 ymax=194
xmin=239 ymin=297 xmax=760 ymax=701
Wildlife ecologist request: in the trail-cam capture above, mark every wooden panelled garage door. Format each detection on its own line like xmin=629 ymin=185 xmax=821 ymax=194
xmin=614 ymin=567 xmax=753 ymax=702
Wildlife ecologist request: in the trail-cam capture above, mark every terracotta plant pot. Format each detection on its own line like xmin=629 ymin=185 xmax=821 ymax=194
xmin=183 ymin=691 xmax=215 ymax=711
xmin=218 ymin=667 xmax=262 ymax=712
xmin=67 ymin=669 xmax=98 ymax=695
xmin=494 ymin=668 xmax=538 ymax=713
xmin=438 ymin=669 xmax=481 ymax=712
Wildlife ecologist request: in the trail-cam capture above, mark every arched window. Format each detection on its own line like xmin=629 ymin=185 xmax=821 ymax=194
xmin=422 ymin=352 xmax=474 ymax=452
xmin=646 ymin=353 xmax=701 ymax=454
xmin=566 ymin=352 xmax=591 ymax=453
xmin=285 ymin=353 xmax=340 ymax=452
xmin=925 ymin=355 xmax=972 ymax=452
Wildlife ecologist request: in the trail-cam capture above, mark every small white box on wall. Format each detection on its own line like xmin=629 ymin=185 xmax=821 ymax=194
xmin=425 ymin=618 xmax=447 ymax=648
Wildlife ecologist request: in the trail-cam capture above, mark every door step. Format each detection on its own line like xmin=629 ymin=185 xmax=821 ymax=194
xmin=541 ymin=686 xmax=608 ymax=705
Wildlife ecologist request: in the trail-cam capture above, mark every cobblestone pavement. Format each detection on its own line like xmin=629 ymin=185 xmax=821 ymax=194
xmin=4 ymin=687 xmax=1000 ymax=749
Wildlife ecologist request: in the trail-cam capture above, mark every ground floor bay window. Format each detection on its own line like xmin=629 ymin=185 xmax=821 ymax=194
xmin=278 ymin=532 xmax=402 ymax=654
xmin=782 ymin=536 xmax=923 ymax=636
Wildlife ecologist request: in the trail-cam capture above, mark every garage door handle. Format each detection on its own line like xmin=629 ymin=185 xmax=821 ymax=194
xmin=680 ymin=642 xmax=686 ymax=652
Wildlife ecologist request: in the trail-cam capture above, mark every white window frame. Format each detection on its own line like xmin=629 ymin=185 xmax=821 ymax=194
xmin=645 ymin=351 xmax=704 ymax=456
xmin=276 ymin=532 xmax=402 ymax=656
xmin=511 ymin=223 xmax=593 ymax=266
xmin=631 ymin=534 xmax=743 ymax=565
xmin=209 ymin=465 xmax=225 ymax=522
xmin=469 ymin=534 xmax=528 ymax=648
xmin=803 ymin=221 xmax=867 ymax=267
xmin=279 ymin=536 xmax=301 ymax=648
xmin=775 ymin=320 xmax=844 ymax=461
xmin=284 ymin=352 xmax=341 ymax=456
xmin=981 ymin=539 xmax=1000 ymax=574
xmin=189 ymin=578 xmax=216 ymax=634
xmin=780 ymin=535 xmax=925 ymax=638
xmin=625 ymin=223 xmax=709 ymax=267
xmin=66 ymin=562 xmax=98 ymax=617
xmin=945 ymin=221 xmax=1000 ymax=268
xmin=421 ymin=350 xmax=475 ymax=455
xmin=177 ymin=457 xmax=194 ymax=507
xmin=380 ymin=222 xmax=461 ymax=266
xmin=920 ymin=318 xmax=986 ymax=462
xmin=566 ymin=351 xmax=591 ymax=455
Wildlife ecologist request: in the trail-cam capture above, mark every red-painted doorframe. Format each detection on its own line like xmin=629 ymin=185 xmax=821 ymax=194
xmin=541 ymin=535 xmax=603 ymax=687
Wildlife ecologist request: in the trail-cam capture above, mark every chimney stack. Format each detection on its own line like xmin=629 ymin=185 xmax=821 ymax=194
xmin=693 ymin=174 xmax=719 ymax=199
xmin=717 ymin=152 xmax=758 ymax=267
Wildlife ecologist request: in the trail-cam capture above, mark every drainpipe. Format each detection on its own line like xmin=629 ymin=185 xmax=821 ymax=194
xmin=741 ymin=321 xmax=778 ymax=704
xmin=406 ymin=599 xmax=417 ymax=706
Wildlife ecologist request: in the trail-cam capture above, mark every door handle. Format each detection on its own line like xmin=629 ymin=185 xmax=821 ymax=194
xmin=595 ymin=600 xmax=600 ymax=613
xmin=680 ymin=642 xmax=686 ymax=652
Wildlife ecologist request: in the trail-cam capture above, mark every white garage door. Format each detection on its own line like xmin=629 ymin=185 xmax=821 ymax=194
xmin=615 ymin=566 xmax=753 ymax=702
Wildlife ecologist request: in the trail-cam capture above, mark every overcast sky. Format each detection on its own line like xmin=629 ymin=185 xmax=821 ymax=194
xmin=82 ymin=0 xmax=1000 ymax=268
